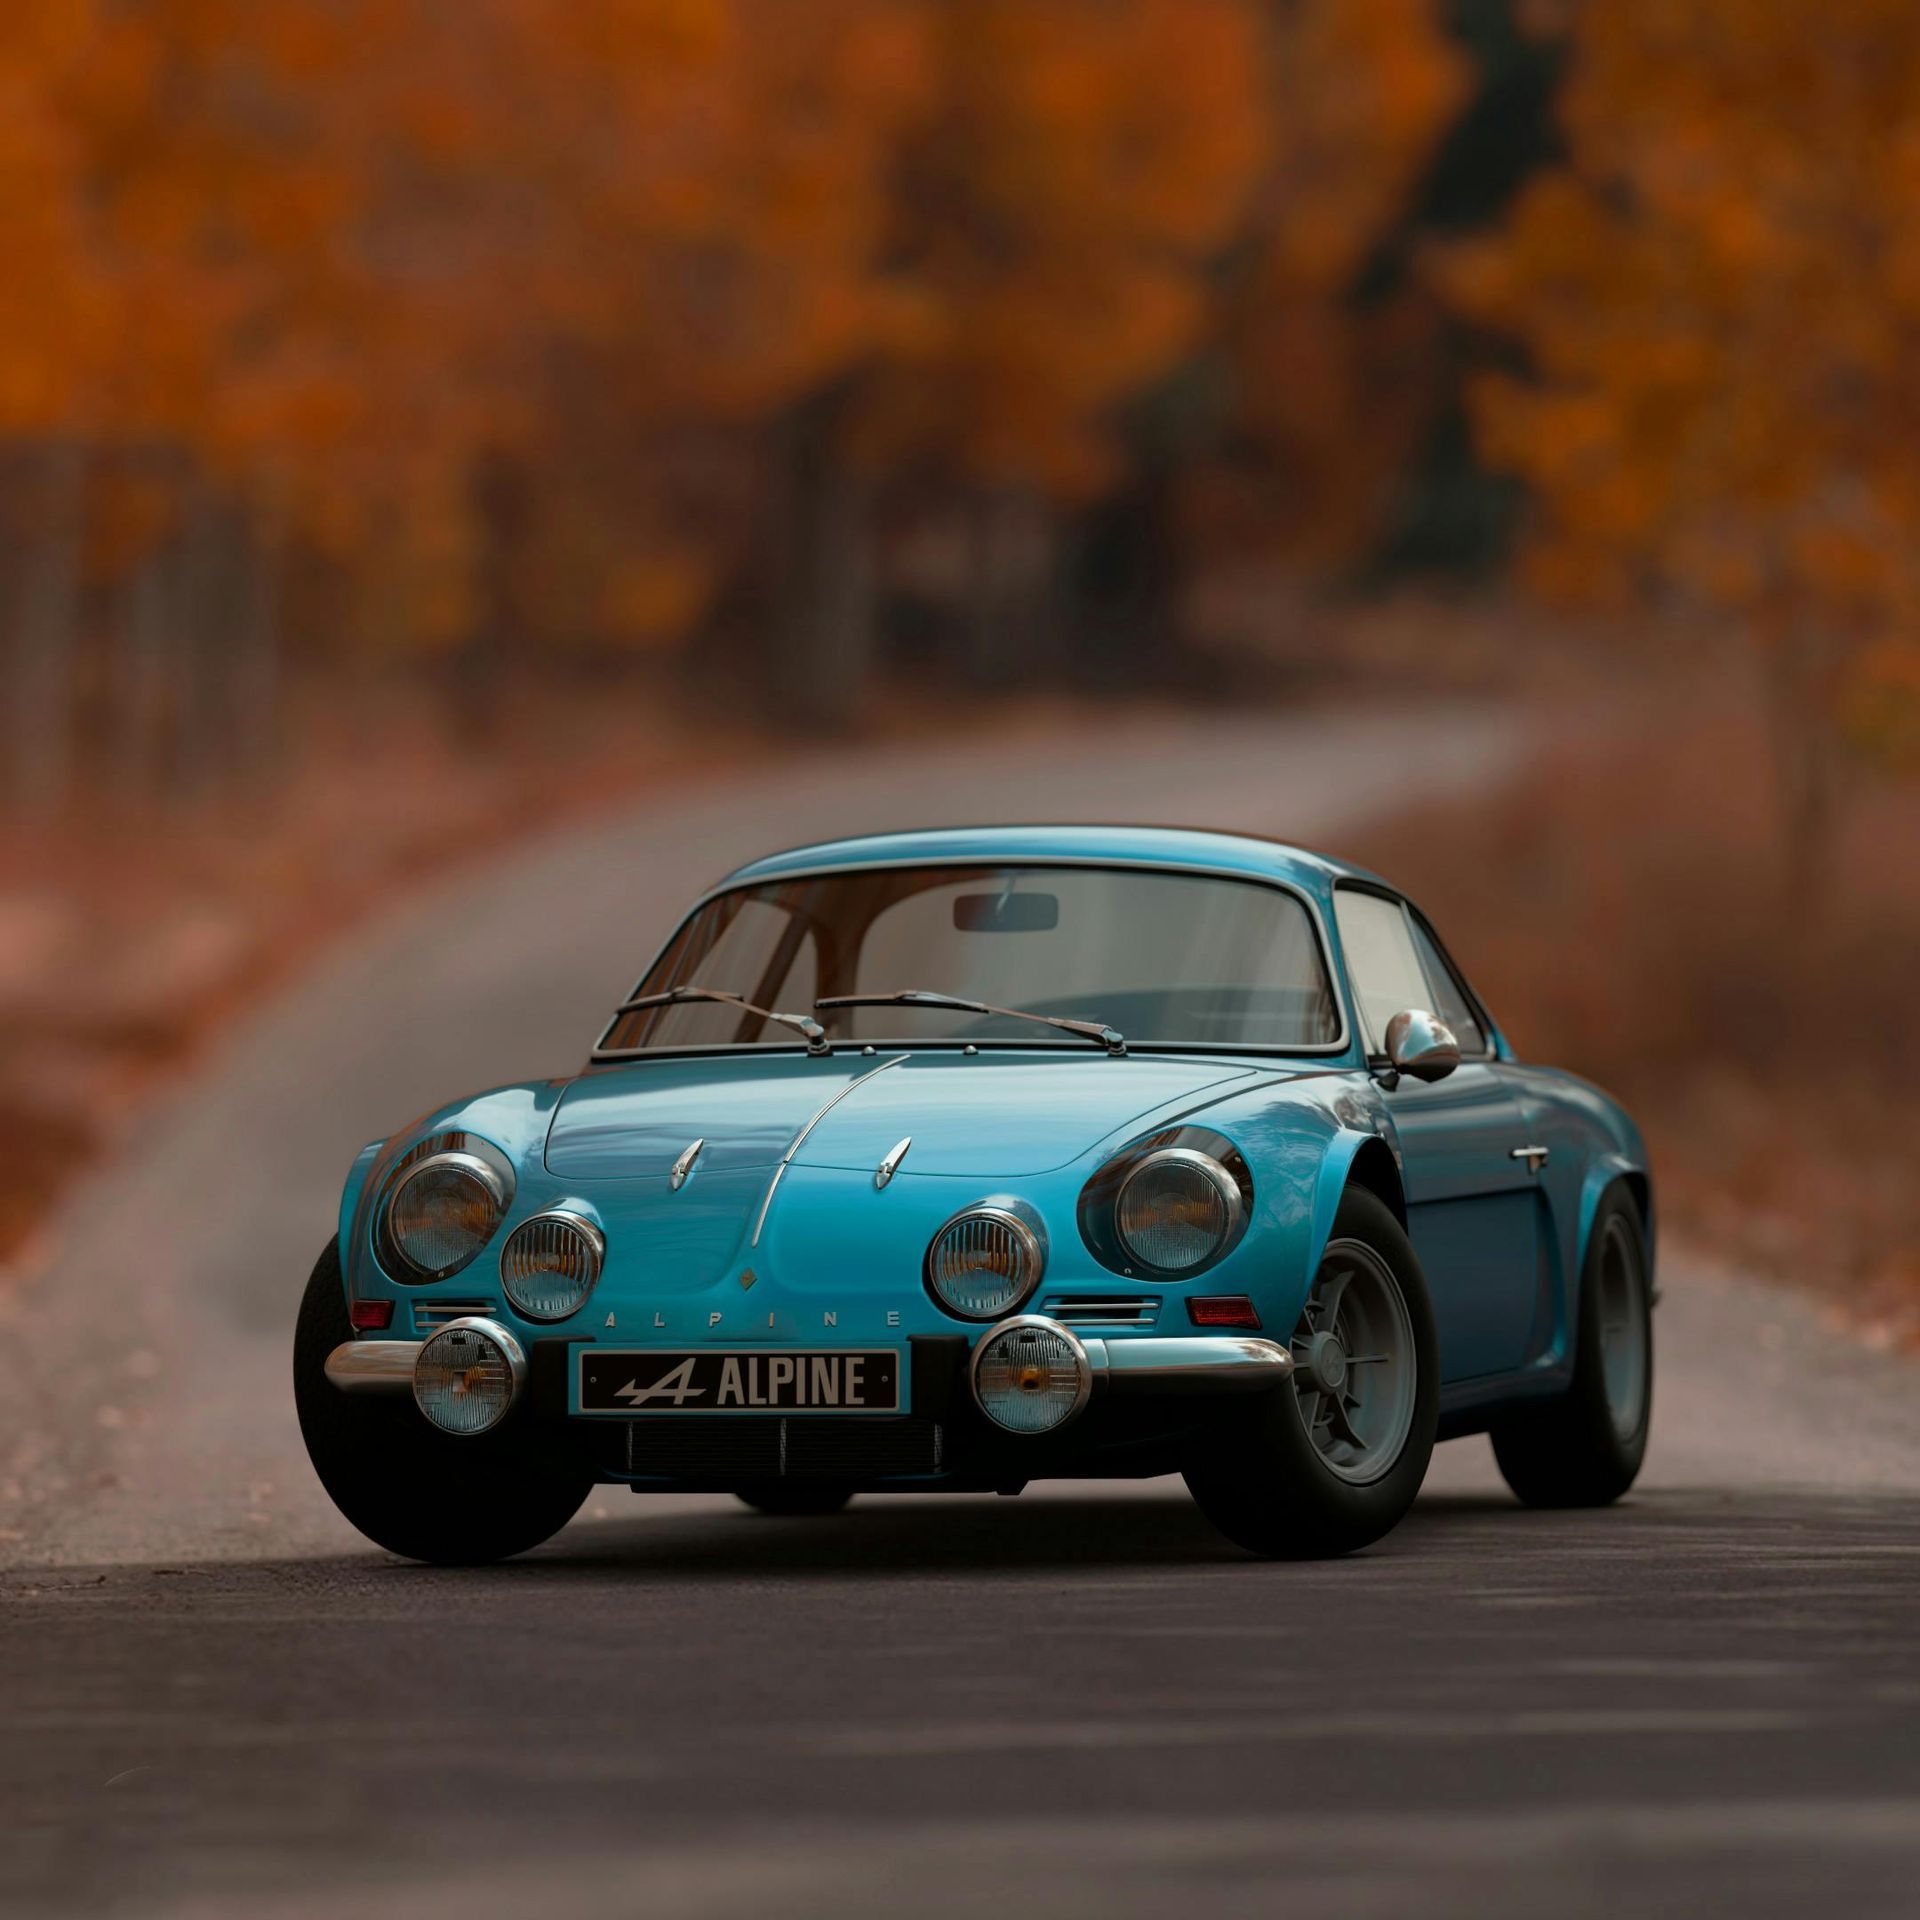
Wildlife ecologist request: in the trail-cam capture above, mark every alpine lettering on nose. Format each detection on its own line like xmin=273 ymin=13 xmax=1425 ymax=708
xmin=614 ymin=1353 xmax=870 ymax=1408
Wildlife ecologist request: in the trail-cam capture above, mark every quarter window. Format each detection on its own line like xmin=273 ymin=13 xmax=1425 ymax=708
xmin=1333 ymin=891 xmax=1431 ymax=1054
xmin=1408 ymin=916 xmax=1488 ymax=1054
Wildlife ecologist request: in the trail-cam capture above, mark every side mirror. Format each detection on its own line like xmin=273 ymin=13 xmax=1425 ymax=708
xmin=1384 ymin=1009 xmax=1460 ymax=1084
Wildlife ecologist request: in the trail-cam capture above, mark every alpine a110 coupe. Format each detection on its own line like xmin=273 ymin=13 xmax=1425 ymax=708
xmin=296 ymin=826 xmax=1655 ymax=1562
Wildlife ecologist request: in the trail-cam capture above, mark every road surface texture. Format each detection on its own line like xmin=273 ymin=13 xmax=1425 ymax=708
xmin=4 ymin=705 xmax=1917 ymax=1919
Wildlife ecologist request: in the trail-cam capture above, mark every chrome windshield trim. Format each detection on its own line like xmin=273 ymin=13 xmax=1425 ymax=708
xmin=593 ymin=856 xmax=1351 ymax=1061
xmin=749 ymin=1054 xmax=906 ymax=1247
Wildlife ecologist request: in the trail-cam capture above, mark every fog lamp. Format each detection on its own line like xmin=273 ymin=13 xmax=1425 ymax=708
xmin=413 ymin=1318 xmax=526 ymax=1436
xmin=970 ymin=1316 xmax=1091 ymax=1435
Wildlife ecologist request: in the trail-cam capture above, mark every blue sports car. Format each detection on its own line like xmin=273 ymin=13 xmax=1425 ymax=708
xmin=296 ymin=826 xmax=1655 ymax=1561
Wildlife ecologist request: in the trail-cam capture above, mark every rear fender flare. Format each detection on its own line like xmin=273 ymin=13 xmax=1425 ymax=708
xmin=1576 ymin=1153 xmax=1655 ymax=1302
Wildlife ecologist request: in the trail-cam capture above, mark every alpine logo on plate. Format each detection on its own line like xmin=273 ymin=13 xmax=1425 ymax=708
xmin=578 ymin=1348 xmax=900 ymax=1415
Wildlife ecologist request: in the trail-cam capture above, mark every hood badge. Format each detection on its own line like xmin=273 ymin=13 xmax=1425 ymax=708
xmin=670 ymin=1138 xmax=705 ymax=1190
xmin=874 ymin=1136 xmax=912 ymax=1190
xmin=738 ymin=1266 xmax=758 ymax=1291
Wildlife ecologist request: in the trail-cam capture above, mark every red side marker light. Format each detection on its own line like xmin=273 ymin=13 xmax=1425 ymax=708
xmin=1188 ymin=1295 xmax=1260 ymax=1330
xmin=349 ymin=1300 xmax=396 ymax=1331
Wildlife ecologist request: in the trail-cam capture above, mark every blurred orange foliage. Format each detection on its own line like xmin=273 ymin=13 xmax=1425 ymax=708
xmin=1 ymin=0 xmax=1483 ymax=803
xmin=1450 ymin=0 xmax=1920 ymax=871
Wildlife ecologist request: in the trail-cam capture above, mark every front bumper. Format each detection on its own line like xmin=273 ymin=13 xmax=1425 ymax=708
xmin=326 ymin=1316 xmax=1292 ymax=1413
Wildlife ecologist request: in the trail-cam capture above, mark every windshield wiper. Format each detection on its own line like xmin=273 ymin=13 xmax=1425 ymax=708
xmin=815 ymin=988 xmax=1126 ymax=1058
xmin=614 ymin=985 xmax=829 ymax=1054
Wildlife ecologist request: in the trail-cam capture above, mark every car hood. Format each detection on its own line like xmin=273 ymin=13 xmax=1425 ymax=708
xmin=545 ymin=1050 xmax=1255 ymax=1182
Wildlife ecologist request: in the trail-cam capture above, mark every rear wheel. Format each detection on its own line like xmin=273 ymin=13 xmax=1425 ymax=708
xmin=1490 ymin=1191 xmax=1652 ymax=1507
xmin=294 ymin=1241 xmax=593 ymax=1564
xmin=1184 ymin=1187 xmax=1438 ymax=1558
xmin=734 ymin=1485 xmax=854 ymax=1517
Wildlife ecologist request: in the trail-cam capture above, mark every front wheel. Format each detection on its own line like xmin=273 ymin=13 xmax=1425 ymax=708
xmin=1490 ymin=1190 xmax=1652 ymax=1507
xmin=1184 ymin=1187 xmax=1439 ymax=1558
xmin=294 ymin=1241 xmax=593 ymax=1564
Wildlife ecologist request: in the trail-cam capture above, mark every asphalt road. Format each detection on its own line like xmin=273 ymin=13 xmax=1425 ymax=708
xmin=4 ymin=703 xmax=1918 ymax=1919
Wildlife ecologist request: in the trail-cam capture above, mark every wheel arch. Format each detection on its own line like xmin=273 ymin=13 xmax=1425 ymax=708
xmin=1578 ymin=1155 xmax=1655 ymax=1282
xmin=1343 ymin=1134 xmax=1407 ymax=1228
xmin=1306 ymin=1129 xmax=1407 ymax=1280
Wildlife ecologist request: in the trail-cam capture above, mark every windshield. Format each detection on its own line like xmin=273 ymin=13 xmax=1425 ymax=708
xmin=596 ymin=863 xmax=1340 ymax=1054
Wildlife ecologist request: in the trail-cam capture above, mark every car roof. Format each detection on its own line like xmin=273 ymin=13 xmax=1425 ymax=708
xmin=713 ymin=825 xmax=1394 ymax=898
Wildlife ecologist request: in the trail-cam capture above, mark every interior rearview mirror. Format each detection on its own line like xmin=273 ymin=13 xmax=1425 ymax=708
xmin=953 ymin=891 xmax=1059 ymax=933
xmin=1384 ymin=1008 xmax=1460 ymax=1084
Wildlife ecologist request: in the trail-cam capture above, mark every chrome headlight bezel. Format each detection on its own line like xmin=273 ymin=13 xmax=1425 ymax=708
xmin=969 ymin=1314 xmax=1093 ymax=1434
xmin=1115 ymin=1146 xmax=1244 ymax=1275
xmin=499 ymin=1209 xmax=605 ymax=1322
xmin=924 ymin=1203 xmax=1046 ymax=1321
xmin=412 ymin=1316 xmax=527 ymax=1436
xmin=374 ymin=1132 xmax=515 ymax=1283
xmin=1078 ymin=1126 xmax=1253 ymax=1280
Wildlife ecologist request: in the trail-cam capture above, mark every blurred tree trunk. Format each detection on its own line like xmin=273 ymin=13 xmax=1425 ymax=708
xmin=1071 ymin=457 xmax=1182 ymax=674
xmin=964 ymin=486 xmax=1055 ymax=687
xmin=231 ymin=486 xmax=287 ymax=789
xmin=114 ymin=533 xmax=173 ymax=806
xmin=1764 ymin=617 xmax=1842 ymax=909
xmin=166 ymin=492 xmax=233 ymax=805
xmin=5 ymin=442 xmax=87 ymax=817
xmin=464 ymin=449 xmax=531 ymax=737
xmin=768 ymin=388 xmax=875 ymax=726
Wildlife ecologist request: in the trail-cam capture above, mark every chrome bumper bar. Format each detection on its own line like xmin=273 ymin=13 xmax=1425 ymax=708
xmin=1080 ymin=1332 xmax=1293 ymax=1393
xmin=324 ymin=1325 xmax=1294 ymax=1401
xmin=325 ymin=1338 xmax=423 ymax=1393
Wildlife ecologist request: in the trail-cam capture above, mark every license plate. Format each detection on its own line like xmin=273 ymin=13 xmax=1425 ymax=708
xmin=577 ymin=1348 xmax=901 ymax=1415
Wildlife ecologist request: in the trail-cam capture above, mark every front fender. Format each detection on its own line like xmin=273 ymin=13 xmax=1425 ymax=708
xmin=1307 ymin=1127 xmax=1404 ymax=1279
xmin=336 ymin=1139 xmax=386 ymax=1285
xmin=1162 ymin=1083 xmax=1388 ymax=1335
xmin=338 ymin=1080 xmax=568 ymax=1294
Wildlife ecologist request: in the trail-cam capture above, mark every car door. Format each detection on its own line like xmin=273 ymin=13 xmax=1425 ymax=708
xmin=1333 ymin=886 xmax=1538 ymax=1381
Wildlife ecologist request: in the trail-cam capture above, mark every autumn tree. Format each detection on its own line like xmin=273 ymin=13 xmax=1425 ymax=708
xmin=1451 ymin=0 xmax=1920 ymax=884
xmin=0 ymin=1 xmax=115 ymax=813
xmin=860 ymin=0 xmax=1269 ymax=684
xmin=1206 ymin=0 xmax=1468 ymax=574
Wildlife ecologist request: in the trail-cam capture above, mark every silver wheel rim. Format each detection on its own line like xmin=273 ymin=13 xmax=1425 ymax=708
xmin=1290 ymin=1238 xmax=1417 ymax=1486
xmin=1596 ymin=1216 xmax=1649 ymax=1442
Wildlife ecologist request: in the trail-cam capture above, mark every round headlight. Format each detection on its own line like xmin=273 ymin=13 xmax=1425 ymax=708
xmin=500 ymin=1211 xmax=604 ymax=1321
xmin=413 ymin=1318 xmax=526 ymax=1436
xmin=1115 ymin=1147 xmax=1242 ymax=1275
xmin=385 ymin=1150 xmax=506 ymax=1280
xmin=971 ymin=1317 xmax=1091 ymax=1434
xmin=926 ymin=1206 xmax=1043 ymax=1320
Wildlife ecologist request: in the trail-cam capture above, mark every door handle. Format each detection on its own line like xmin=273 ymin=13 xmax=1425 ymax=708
xmin=1510 ymin=1145 xmax=1550 ymax=1172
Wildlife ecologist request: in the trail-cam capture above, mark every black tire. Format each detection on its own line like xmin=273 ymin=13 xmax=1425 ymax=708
xmin=294 ymin=1240 xmax=594 ymax=1564
xmin=1490 ymin=1189 xmax=1652 ymax=1508
xmin=734 ymin=1485 xmax=854 ymax=1517
xmin=1183 ymin=1187 xmax=1439 ymax=1558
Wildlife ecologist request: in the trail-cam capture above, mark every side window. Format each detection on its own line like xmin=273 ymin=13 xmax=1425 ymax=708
xmin=1332 ymin=890 xmax=1431 ymax=1054
xmin=1408 ymin=915 xmax=1488 ymax=1055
